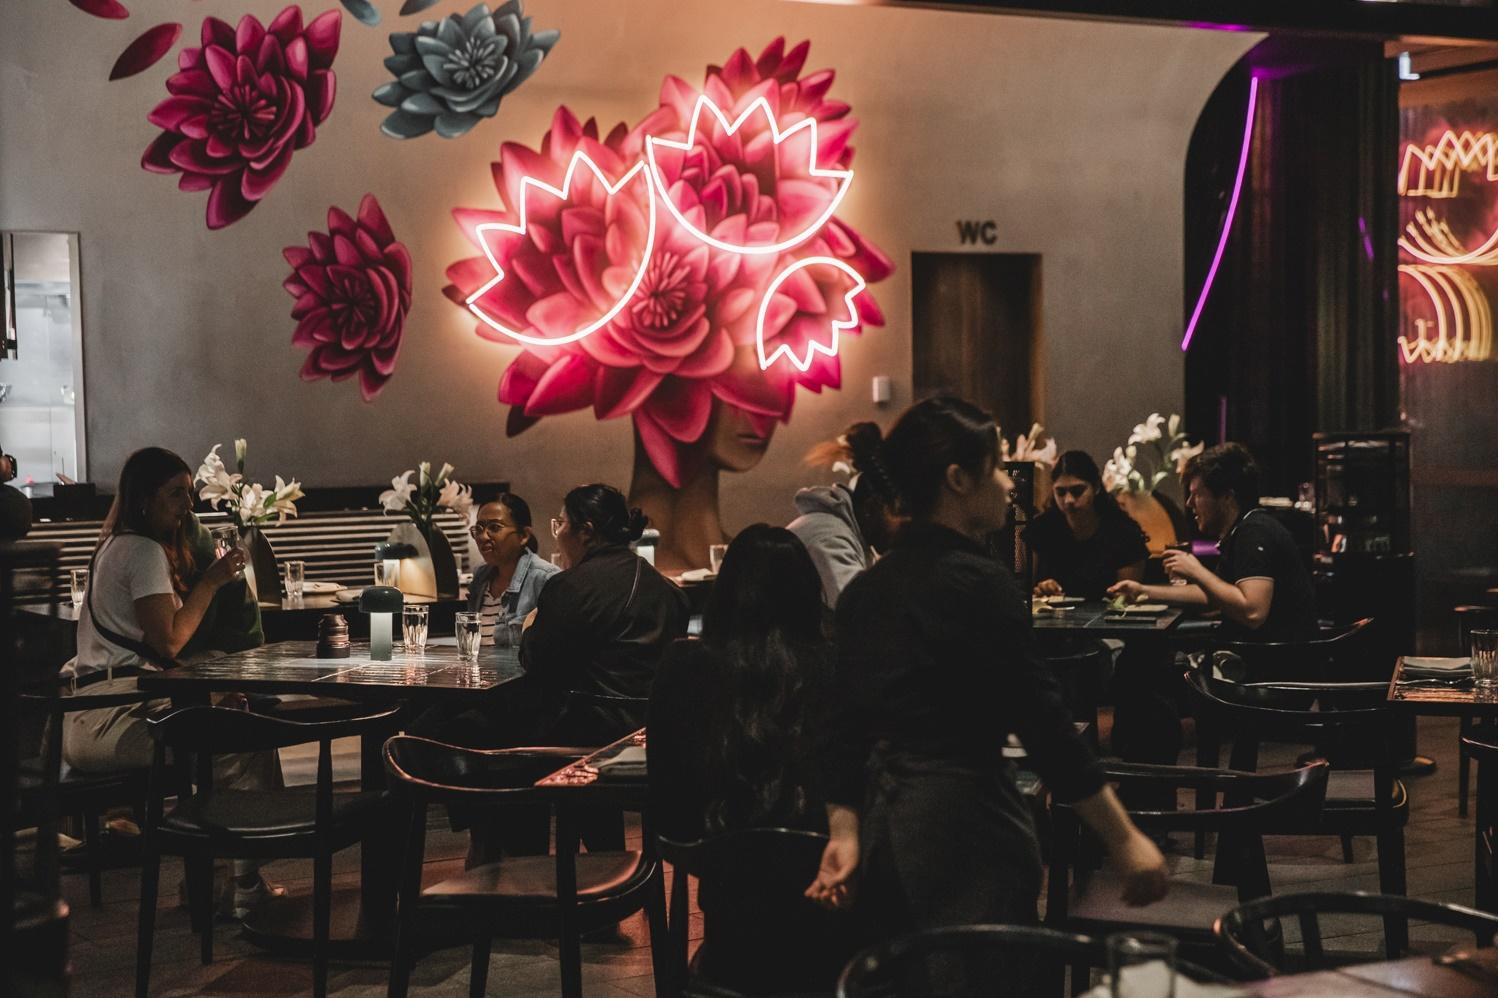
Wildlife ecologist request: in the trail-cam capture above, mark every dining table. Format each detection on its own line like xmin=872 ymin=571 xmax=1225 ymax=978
xmin=1247 ymin=947 xmax=1498 ymax=996
xmin=1030 ymin=599 xmax=1188 ymax=639
xmin=1386 ymin=656 xmax=1498 ymax=720
xmin=137 ymin=638 xmax=524 ymax=955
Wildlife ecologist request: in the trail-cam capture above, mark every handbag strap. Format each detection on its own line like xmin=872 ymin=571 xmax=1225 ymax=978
xmin=84 ymin=534 xmax=181 ymax=671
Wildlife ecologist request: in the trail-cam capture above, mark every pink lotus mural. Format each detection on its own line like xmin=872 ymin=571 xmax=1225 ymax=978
xmin=283 ymin=194 xmax=413 ymax=401
xmin=141 ymin=6 xmax=341 ymax=229
xmin=445 ymin=38 xmax=892 ymax=569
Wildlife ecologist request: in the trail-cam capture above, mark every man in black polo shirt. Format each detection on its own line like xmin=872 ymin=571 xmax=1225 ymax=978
xmin=1109 ymin=442 xmax=1316 ymax=641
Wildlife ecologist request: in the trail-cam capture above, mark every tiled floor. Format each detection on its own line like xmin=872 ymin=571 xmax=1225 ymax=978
xmin=54 ymin=714 xmax=1485 ymax=996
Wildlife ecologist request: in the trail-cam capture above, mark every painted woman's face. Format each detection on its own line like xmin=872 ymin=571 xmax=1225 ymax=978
xmin=704 ymin=398 xmax=776 ymax=473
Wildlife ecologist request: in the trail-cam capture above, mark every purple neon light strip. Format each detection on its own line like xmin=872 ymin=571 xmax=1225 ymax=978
xmin=1181 ymin=75 xmax=1259 ymax=351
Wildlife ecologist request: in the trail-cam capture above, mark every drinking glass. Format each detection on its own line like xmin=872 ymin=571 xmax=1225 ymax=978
xmin=709 ymin=544 xmax=728 ymax=575
xmin=506 ymin=618 xmax=524 ymax=649
xmin=402 ymin=604 xmax=429 ymax=653
xmin=69 ymin=568 xmax=88 ymax=609
xmin=373 ymin=559 xmax=400 ymax=588
xmin=1107 ymin=932 xmax=1177 ymax=998
xmin=455 ymin=611 xmax=482 ymax=662
xmin=210 ymin=525 xmax=238 ymax=560
xmin=283 ymin=560 xmax=305 ymax=602
xmin=1165 ymin=542 xmax=1191 ymax=586
xmin=1473 ymin=629 xmax=1498 ymax=690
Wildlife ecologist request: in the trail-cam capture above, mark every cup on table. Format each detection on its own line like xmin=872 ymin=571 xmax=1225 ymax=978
xmin=1473 ymin=629 xmax=1498 ymax=690
xmin=69 ymin=568 xmax=88 ymax=609
xmin=402 ymin=604 xmax=429 ymax=654
xmin=282 ymin=560 xmax=305 ymax=602
xmin=455 ymin=611 xmax=482 ymax=662
xmin=373 ymin=559 xmax=400 ymax=588
xmin=506 ymin=618 xmax=524 ymax=649
xmin=709 ymin=543 xmax=728 ymax=575
xmin=1165 ymin=542 xmax=1191 ymax=586
xmin=1107 ymin=932 xmax=1177 ymax=998
xmin=210 ymin=525 xmax=238 ymax=559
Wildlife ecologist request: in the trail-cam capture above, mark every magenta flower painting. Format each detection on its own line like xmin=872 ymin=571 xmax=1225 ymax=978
xmin=445 ymin=39 xmax=893 ymax=490
xmin=142 ymin=6 xmax=341 ymax=229
xmin=283 ymin=195 xmax=413 ymax=401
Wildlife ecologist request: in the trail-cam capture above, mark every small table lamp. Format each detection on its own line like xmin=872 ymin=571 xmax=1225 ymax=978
xmin=359 ymin=585 xmax=404 ymax=661
xmin=374 ymin=541 xmax=418 ymax=589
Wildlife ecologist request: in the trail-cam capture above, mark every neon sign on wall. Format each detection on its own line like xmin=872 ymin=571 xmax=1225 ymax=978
xmin=1397 ymin=128 xmax=1498 ymax=364
xmin=463 ymin=93 xmax=867 ymax=371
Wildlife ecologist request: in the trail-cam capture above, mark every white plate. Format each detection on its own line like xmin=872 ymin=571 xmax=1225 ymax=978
xmin=300 ymin=581 xmax=344 ymax=594
xmin=1040 ymin=596 xmax=1086 ymax=607
xmin=1403 ymin=656 xmax=1470 ymax=672
xmin=1109 ymin=603 xmax=1169 ymax=615
xmin=677 ymin=568 xmax=716 ymax=584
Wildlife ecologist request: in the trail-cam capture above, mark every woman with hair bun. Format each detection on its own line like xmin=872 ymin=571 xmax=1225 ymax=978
xmin=522 ymin=483 xmax=690 ymax=749
xmin=789 ymin=422 xmax=905 ymax=607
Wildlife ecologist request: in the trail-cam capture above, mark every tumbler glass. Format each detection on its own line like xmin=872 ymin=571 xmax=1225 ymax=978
xmin=283 ymin=560 xmax=305 ymax=602
xmin=69 ymin=568 xmax=88 ymax=609
xmin=1107 ymin=932 xmax=1177 ymax=998
xmin=455 ymin=611 xmax=482 ymax=662
xmin=1472 ymin=629 xmax=1498 ymax=690
xmin=402 ymin=604 xmax=429 ymax=653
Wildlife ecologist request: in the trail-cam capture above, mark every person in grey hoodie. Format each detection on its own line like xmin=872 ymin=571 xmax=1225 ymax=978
xmin=788 ymin=422 xmax=903 ymax=607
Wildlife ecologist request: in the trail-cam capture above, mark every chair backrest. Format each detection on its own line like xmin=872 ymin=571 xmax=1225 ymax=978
xmin=839 ymin=925 xmax=1106 ymax=998
xmin=1209 ymin=618 xmax=1375 ymax=682
xmin=659 ymin=826 xmax=827 ymax=891
xmin=1185 ymin=670 xmax=1394 ymax=755
xmin=1215 ymin=891 xmax=1498 ymax=977
xmin=147 ymin=704 xmax=401 ymax=755
xmin=1080 ymin=760 xmax=1329 ymax=834
xmin=382 ymin=735 xmax=588 ymax=805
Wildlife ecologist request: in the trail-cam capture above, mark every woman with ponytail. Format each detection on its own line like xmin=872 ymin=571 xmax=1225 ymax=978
xmin=789 ymin=422 xmax=905 ymax=607
xmin=807 ymin=397 xmax=1167 ymax=936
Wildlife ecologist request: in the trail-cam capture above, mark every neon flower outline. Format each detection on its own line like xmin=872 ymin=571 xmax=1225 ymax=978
xmin=1181 ymin=75 xmax=1258 ymax=352
xmin=755 ymin=257 xmax=867 ymax=372
xmin=644 ymin=93 xmax=854 ymax=256
xmin=464 ymin=152 xmax=657 ymax=347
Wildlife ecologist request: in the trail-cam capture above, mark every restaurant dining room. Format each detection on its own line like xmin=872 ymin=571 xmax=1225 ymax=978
xmin=7 ymin=0 xmax=1498 ymax=995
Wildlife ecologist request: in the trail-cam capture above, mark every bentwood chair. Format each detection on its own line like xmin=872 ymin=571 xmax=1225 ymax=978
xmin=1047 ymin=761 xmax=1328 ymax=975
xmin=135 ymin=705 xmax=399 ymax=998
xmin=382 ymin=735 xmax=667 ymax=998
xmin=1206 ymin=617 xmax=1374 ymax=684
xmin=658 ymin=828 xmax=852 ymax=996
xmin=1214 ymin=892 xmax=1498 ymax=978
xmin=1462 ymin=728 xmax=1498 ymax=914
xmin=1456 ymin=604 xmax=1498 ymax=818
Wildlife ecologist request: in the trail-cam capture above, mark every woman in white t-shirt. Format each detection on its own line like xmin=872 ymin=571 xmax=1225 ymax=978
xmin=63 ymin=447 xmax=282 ymax=917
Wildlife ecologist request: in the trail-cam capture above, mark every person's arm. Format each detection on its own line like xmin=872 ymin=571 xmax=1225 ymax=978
xmin=1107 ymin=578 xmax=1211 ymax=608
xmin=1164 ymin=550 xmax=1273 ymax=630
xmin=806 ymin=803 xmax=860 ymax=909
xmin=135 ymin=548 xmax=245 ymax=659
xmin=1071 ymin=787 xmax=1169 ymax=904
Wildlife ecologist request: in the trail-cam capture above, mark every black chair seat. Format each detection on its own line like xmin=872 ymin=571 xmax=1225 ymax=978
xmin=161 ymin=788 xmax=387 ymax=840
xmin=424 ymin=851 xmax=649 ymax=904
xmin=1322 ymin=771 xmax=1408 ymax=819
xmin=1070 ymin=871 xmax=1238 ymax=935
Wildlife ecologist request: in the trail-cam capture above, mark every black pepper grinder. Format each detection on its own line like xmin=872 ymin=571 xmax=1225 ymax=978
xmin=316 ymin=613 xmax=351 ymax=658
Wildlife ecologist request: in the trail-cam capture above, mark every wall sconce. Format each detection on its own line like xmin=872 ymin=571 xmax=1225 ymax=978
xmin=359 ymin=585 xmax=404 ymax=661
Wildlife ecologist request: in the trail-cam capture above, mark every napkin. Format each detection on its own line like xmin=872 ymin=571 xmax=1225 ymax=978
xmin=1079 ymin=961 xmax=1250 ymax=998
xmin=1401 ymin=656 xmax=1472 ymax=678
xmin=595 ymin=745 xmax=647 ymax=779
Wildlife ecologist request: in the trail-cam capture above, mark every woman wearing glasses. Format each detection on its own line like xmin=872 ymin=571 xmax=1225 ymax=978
xmin=467 ymin=493 xmax=559 ymax=645
xmin=1021 ymin=450 xmax=1148 ymax=599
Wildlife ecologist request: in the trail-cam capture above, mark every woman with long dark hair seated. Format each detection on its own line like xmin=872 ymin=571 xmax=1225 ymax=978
xmin=648 ymin=524 xmax=850 ymax=990
xmin=806 ymin=397 xmax=1167 ymax=935
xmin=1022 ymin=450 xmax=1148 ymax=599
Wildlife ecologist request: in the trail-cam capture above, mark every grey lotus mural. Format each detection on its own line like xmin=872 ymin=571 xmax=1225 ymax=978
xmin=373 ymin=1 xmax=559 ymax=140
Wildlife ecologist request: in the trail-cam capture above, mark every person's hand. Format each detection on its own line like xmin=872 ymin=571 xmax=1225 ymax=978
xmin=1162 ymin=549 xmax=1206 ymax=585
xmin=521 ymin=607 xmax=539 ymax=631
xmin=203 ymin=548 xmax=246 ymax=589
xmin=1034 ymin=578 xmax=1064 ymax=597
xmin=804 ymin=834 xmax=859 ymax=911
xmin=1107 ymin=579 xmax=1146 ymax=603
xmin=1112 ymin=831 xmax=1169 ymax=906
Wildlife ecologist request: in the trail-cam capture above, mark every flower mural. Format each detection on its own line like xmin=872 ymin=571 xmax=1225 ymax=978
xmin=445 ymin=39 xmax=892 ymax=502
xmin=374 ymin=1 xmax=559 ymax=140
xmin=282 ymin=194 xmax=413 ymax=401
xmin=141 ymin=6 xmax=341 ymax=229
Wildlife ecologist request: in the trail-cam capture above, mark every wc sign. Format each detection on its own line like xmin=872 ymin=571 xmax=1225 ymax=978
xmin=956 ymin=220 xmax=999 ymax=246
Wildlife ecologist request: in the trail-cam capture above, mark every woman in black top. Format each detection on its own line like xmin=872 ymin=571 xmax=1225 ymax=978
xmin=1023 ymin=450 xmax=1149 ymax=599
xmin=807 ymin=397 xmax=1168 ymax=932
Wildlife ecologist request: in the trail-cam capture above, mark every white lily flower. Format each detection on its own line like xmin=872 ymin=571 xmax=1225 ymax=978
xmin=1171 ymin=440 xmax=1205 ymax=476
xmin=269 ymin=475 xmax=304 ymax=523
xmin=233 ymin=438 xmax=248 ymax=472
xmin=195 ymin=444 xmax=242 ymax=507
xmin=237 ymin=482 xmax=268 ymax=524
xmin=437 ymin=479 xmax=473 ymax=518
xmin=418 ymin=461 xmax=431 ymax=487
xmin=436 ymin=462 xmax=455 ymax=485
xmin=380 ymin=470 xmax=416 ymax=513
xmin=1031 ymin=438 xmax=1058 ymax=466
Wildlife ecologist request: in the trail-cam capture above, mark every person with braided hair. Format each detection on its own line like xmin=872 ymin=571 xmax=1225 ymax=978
xmin=788 ymin=422 xmax=906 ymax=607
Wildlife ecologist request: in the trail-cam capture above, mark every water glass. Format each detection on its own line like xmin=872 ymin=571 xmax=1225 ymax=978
xmin=506 ymin=618 xmax=524 ymax=649
xmin=1107 ymin=932 xmax=1177 ymax=998
xmin=373 ymin=559 xmax=400 ymax=588
xmin=455 ymin=611 xmax=482 ymax=662
xmin=210 ymin=525 xmax=239 ymax=560
xmin=709 ymin=543 xmax=728 ymax=575
xmin=1473 ymin=629 xmax=1498 ymax=690
xmin=402 ymin=604 xmax=429 ymax=653
xmin=282 ymin=560 xmax=305 ymax=601
xmin=69 ymin=567 xmax=88 ymax=608
xmin=1165 ymin=542 xmax=1191 ymax=586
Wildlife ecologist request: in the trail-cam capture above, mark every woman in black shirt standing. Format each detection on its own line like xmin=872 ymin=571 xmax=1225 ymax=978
xmin=806 ymin=397 xmax=1167 ymax=931
xmin=1023 ymin=450 xmax=1149 ymax=599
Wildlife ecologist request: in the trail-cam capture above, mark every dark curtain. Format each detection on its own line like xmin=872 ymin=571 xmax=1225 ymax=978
xmin=1184 ymin=45 xmax=1400 ymax=497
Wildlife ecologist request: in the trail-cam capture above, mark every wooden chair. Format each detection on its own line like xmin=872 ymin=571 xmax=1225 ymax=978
xmin=1455 ymin=604 xmax=1498 ymax=818
xmin=1215 ymin=891 xmax=1498 ymax=977
xmin=134 ymin=704 xmax=400 ymax=998
xmin=658 ymin=828 xmax=850 ymax=996
xmin=1462 ymin=727 xmax=1498 ymax=914
xmin=382 ymin=735 xmax=667 ymax=998
xmin=1046 ymin=760 xmax=1328 ymax=974
xmin=1206 ymin=617 xmax=1374 ymax=684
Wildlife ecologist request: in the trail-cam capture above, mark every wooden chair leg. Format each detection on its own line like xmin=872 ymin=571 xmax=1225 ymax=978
xmin=313 ymin=849 xmax=333 ymax=998
xmin=1459 ymin=716 xmax=1473 ymax=818
xmin=468 ymin=936 xmax=491 ymax=998
xmin=1377 ymin=824 xmax=1410 ymax=954
xmin=387 ymin=808 xmax=428 ymax=998
xmin=83 ymin=806 xmax=104 ymax=908
xmin=644 ymin=865 xmax=671 ymax=998
xmin=185 ymin=855 xmax=214 ymax=964
xmin=135 ymin=846 xmax=161 ymax=998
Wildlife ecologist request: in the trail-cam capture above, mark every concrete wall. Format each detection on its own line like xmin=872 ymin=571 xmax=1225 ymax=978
xmin=0 ymin=0 xmax=1256 ymax=535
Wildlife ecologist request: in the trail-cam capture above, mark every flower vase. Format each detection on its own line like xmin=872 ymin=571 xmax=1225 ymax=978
xmin=1116 ymin=490 xmax=1180 ymax=556
xmin=238 ymin=526 xmax=281 ymax=603
xmin=384 ymin=521 xmax=459 ymax=599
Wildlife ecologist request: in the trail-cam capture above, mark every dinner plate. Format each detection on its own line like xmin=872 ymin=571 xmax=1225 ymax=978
xmin=1110 ymin=603 xmax=1169 ymax=615
xmin=677 ymin=568 xmax=716 ymax=584
xmin=1403 ymin=656 xmax=1470 ymax=672
xmin=1041 ymin=596 xmax=1086 ymax=607
xmin=300 ymin=580 xmax=343 ymax=594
